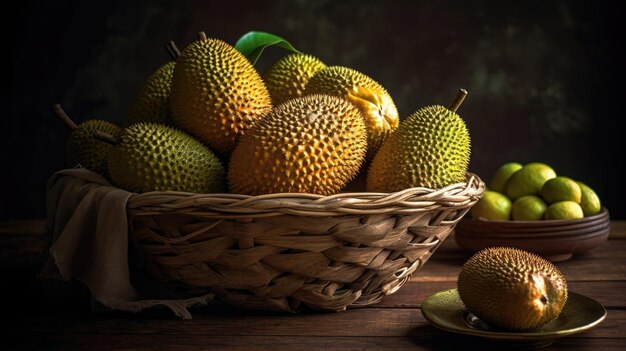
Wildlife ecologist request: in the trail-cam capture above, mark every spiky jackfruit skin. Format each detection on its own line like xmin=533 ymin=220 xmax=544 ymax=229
xmin=458 ymin=247 xmax=568 ymax=331
xmin=126 ymin=61 xmax=175 ymax=126
xmin=65 ymin=120 xmax=121 ymax=176
xmin=228 ymin=95 xmax=367 ymax=195
xmin=170 ymin=38 xmax=272 ymax=156
xmin=108 ymin=123 xmax=225 ymax=193
xmin=264 ymin=53 xmax=326 ymax=105
xmin=305 ymin=66 xmax=399 ymax=157
xmin=366 ymin=105 xmax=470 ymax=192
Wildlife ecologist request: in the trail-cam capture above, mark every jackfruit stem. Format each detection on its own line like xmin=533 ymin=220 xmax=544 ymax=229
xmin=94 ymin=131 xmax=121 ymax=145
xmin=198 ymin=31 xmax=207 ymax=41
xmin=448 ymin=89 xmax=468 ymax=113
xmin=51 ymin=104 xmax=78 ymax=131
xmin=165 ymin=40 xmax=181 ymax=60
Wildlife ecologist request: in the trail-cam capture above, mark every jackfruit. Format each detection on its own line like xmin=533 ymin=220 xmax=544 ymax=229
xmin=457 ymin=247 xmax=568 ymax=331
xmin=264 ymin=53 xmax=326 ymax=105
xmin=366 ymin=90 xmax=471 ymax=192
xmin=126 ymin=41 xmax=181 ymax=126
xmin=52 ymin=104 xmax=121 ymax=177
xmin=170 ymin=34 xmax=272 ymax=156
xmin=126 ymin=62 xmax=175 ymax=125
xmin=228 ymin=95 xmax=367 ymax=195
xmin=107 ymin=123 xmax=225 ymax=193
xmin=305 ymin=66 xmax=398 ymax=156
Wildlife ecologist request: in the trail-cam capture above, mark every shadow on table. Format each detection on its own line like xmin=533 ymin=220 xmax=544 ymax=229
xmin=407 ymin=325 xmax=573 ymax=350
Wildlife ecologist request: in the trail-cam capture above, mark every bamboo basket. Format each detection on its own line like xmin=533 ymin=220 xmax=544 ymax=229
xmin=127 ymin=173 xmax=484 ymax=312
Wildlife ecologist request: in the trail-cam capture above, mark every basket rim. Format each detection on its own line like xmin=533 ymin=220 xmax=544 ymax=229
xmin=126 ymin=172 xmax=485 ymax=218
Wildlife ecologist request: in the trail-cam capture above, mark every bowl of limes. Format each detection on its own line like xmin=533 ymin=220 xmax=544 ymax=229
xmin=455 ymin=162 xmax=610 ymax=262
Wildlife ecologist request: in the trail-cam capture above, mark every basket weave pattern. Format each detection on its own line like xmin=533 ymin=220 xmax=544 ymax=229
xmin=128 ymin=173 xmax=484 ymax=312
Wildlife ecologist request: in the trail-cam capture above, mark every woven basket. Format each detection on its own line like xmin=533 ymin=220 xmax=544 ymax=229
xmin=128 ymin=173 xmax=485 ymax=312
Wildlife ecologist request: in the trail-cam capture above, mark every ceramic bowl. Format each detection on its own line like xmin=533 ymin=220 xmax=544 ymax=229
xmin=454 ymin=208 xmax=610 ymax=262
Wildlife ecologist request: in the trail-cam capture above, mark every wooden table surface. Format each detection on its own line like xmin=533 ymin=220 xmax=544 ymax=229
xmin=3 ymin=220 xmax=625 ymax=350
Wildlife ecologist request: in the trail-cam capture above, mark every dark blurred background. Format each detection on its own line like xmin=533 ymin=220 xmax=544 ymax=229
xmin=4 ymin=0 xmax=625 ymax=220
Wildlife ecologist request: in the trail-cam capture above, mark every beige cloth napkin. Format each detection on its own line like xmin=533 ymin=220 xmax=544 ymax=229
xmin=40 ymin=168 xmax=214 ymax=319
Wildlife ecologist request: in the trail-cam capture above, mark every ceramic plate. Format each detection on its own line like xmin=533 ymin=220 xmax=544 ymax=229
xmin=421 ymin=289 xmax=606 ymax=348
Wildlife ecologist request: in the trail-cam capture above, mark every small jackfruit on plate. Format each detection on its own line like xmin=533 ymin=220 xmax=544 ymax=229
xmin=421 ymin=289 xmax=606 ymax=347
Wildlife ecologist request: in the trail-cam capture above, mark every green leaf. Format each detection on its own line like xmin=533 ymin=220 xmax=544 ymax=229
xmin=235 ymin=31 xmax=301 ymax=65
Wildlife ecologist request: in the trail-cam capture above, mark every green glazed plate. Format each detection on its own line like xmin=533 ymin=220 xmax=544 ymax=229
xmin=421 ymin=289 xmax=606 ymax=347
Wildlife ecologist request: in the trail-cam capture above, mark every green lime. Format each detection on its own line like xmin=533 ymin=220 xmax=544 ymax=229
xmin=470 ymin=191 xmax=512 ymax=220
xmin=505 ymin=162 xmax=557 ymax=201
xmin=576 ymin=181 xmax=602 ymax=216
xmin=540 ymin=176 xmax=582 ymax=204
xmin=511 ymin=195 xmax=547 ymax=221
xmin=544 ymin=201 xmax=584 ymax=220
xmin=489 ymin=162 xmax=523 ymax=193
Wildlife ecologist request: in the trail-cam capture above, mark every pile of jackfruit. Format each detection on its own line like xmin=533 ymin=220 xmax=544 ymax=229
xmin=57 ymin=32 xmax=471 ymax=195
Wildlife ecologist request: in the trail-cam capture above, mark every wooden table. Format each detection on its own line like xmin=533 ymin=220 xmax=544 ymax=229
xmin=3 ymin=220 xmax=625 ymax=350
